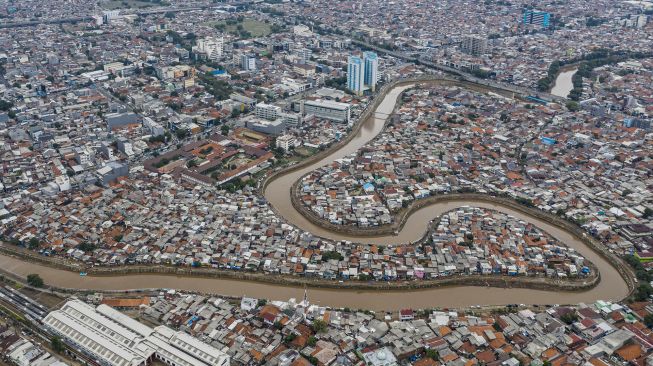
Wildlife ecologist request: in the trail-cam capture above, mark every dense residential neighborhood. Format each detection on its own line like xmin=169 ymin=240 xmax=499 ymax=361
xmin=0 ymin=0 xmax=652 ymax=365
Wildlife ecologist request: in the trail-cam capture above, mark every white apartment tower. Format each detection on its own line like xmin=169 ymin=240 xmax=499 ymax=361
xmin=255 ymin=103 xmax=282 ymax=120
xmin=194 ymin=37 xmax=224 ymax=61
xmin=348 ymin=52 xmax=379 ymax=96
xmin=363 ymin=51 xmax=378 ymax=92
xmin=241 ymin=54 xmax=257 ymax=71
xmin=296 ymin=48 xmax=312 ymax=64
xmin=461 ymin=35 xmax=488 ymax=56
xmin=347 ymin=56 xmax=365 ymax=96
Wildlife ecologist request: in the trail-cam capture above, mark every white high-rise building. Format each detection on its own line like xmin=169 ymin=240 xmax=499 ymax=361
xmin=363 ymin=51 xmax=378 ymax=92
xmin=461 ymin=35 xmax=488 ymax=56
xmin=635 ymin=14 xmax=648 ymax=28
xmin=347 ymin=56 xmax=364 ymax=96
xmin=240 ymin=54 xmax=257 ymax=71
xmin=255 ymin=103 xmax=281 ymax=120
xmin=102 ymin=10 xmax=120 ymax=25
xmin=276 ymin=134 xmax=297 ymax=152
xmin=193 ymin=37 xmax=224 ymax=61
xmin=348 ymin=53 xmax=379 ymax=95
xmin=296 ymin=48 xmax=312 ymax=64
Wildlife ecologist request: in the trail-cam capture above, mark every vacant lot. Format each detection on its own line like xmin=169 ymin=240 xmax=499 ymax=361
xmin=205 ymin=18 xmax=272 ymax=38
xmin=101 ymin=0 xmax=163 ymax=10
xmin=294 ymin=146 xmax=318 ymax=157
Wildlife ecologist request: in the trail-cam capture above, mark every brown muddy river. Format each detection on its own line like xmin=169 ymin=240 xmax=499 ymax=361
xmin=0 ymin=82 xmax=629 ymax=310
xmin=551 ymin=68 xmax=578 ymax=98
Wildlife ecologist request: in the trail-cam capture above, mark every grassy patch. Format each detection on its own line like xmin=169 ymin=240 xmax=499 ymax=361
xmin=206 ymin=18 xmax=272 ymax=38
xmin=294 ymin=146 xmax=317 ymax=157
xmin=101 ymin=0 xmax=164 ymax=10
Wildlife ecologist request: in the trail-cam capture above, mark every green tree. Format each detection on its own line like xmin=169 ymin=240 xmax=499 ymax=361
xmin=643 ymin=207 xmax=653 ymax=219
xmin=28 ymin=237 xmax=40 ymax=249
xmin=149 ymin=134 xmax=166 ymax=143
xmin=425 ymin=349 xmax=439 ymax=360
xmin=516 ymin=197 xmax=534 ymax=207
xmin=645 ymin=313 xmax=653 ymax=328
xmin=198 ymin=72 xmax=232 ymax=100
xmin=284 ymin=333 xmax=297 ymax=343
xmin=321 ymin=251 xmax=343 ymax=262
xmin=493 ymin=322 xmax=502 ymax=331
xmin=51 ymin=336 xmax=65 ymax=353
xmin=585 ymin=17 xmax=605 ymax=27
xmin=560 ymin=311 xmax=579 ymax=324
xmin=27 ymin=274 xmax=44 ymax=287
xmin=635 ymin=283 xmax=653 ymax=301
xmin=312 ymin=319 xmax=327 ymax=333
xmin=175 ymin=128 xmax=189 ymax=139
xmin=78 ymin=242 xmax=97 ymax=252
xmin=0 ymin=99 xmax=13 ymax=111
xmin=307 ymin=336 xmax=317 ymax=346
xmin=566 ymin=101 xmax=580 ymax=111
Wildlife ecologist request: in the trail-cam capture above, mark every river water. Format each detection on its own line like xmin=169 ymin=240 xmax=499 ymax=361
xmin=550 ymin=68 xmax=578 ymax=98
xmin=0 ymin=82 xmax=629 ymax=310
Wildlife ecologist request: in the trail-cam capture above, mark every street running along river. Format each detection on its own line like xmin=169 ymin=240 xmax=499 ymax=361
xmin=0 ymin=82 xmax=630 ymax=310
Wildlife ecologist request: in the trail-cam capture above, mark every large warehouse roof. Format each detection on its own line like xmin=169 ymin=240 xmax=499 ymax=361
xmin=43 ymin=299 xmax=230 ymax=366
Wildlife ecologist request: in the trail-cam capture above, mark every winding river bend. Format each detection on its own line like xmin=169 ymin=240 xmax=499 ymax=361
xmin=0 ymin=81 xmax=630 ymax=310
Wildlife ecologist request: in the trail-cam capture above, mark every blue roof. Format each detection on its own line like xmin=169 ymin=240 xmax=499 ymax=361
xmin=363 ymin=182 xmax=375 ymax=191
xmin=541 ymin=137 xmax=557 ymax=145
xmin=526 ymin=95 xmax=548 ymax=104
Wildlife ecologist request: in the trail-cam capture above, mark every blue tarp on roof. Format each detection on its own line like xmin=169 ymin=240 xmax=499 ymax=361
xmin=541 ymin=137 xmax=557 ymax=145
